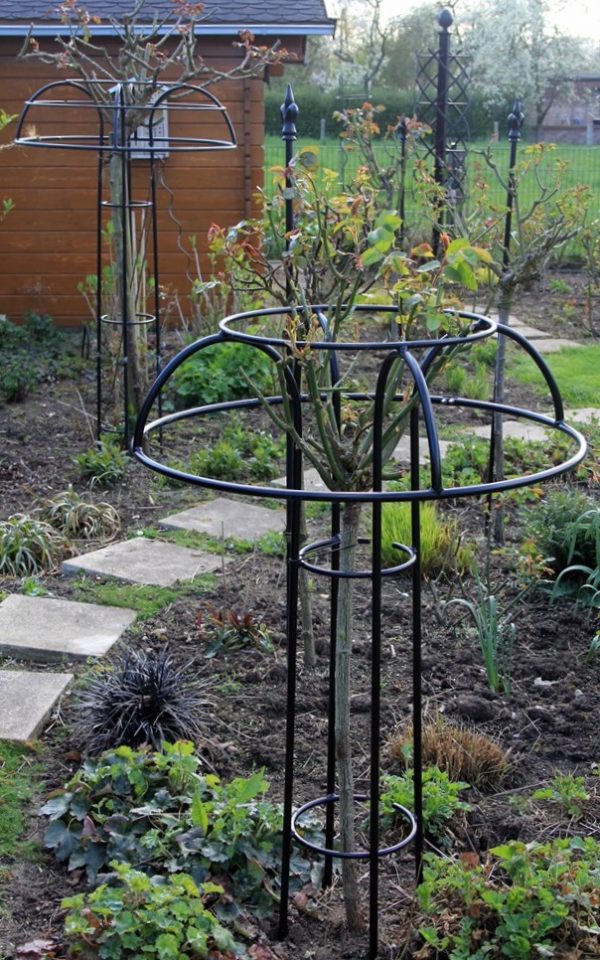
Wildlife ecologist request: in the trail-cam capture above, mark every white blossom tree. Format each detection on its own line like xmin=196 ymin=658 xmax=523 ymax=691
xmin=462 ymin=0 xmax=593 ymax=136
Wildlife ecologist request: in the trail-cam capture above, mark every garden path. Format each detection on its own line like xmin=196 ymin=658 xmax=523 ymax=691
xmin=0 ymin=498 xmax=284 ymax=742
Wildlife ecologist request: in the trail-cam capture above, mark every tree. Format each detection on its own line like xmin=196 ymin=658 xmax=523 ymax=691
xmin=462 ymin=0 xmax=592 ymax=136
xmin=378 ymin=3 xmax=440 ymax=91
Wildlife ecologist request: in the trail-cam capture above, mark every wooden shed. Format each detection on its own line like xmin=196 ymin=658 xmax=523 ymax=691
xmin=0 ymin=1 xmax=335 ymax=326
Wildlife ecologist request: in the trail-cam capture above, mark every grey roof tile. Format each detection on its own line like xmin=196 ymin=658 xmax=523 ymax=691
xmin=1 ymin=0 xmax=335 ymax=26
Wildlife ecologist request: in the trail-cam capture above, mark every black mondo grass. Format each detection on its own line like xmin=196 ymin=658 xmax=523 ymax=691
xmin=76 ymin=650 xmax=213 ymax=754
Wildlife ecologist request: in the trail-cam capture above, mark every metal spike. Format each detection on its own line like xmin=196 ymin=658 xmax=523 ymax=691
xmin=438 ymin=8 xmax=453 ymax=30
xmin=280 ymin=83 xmax=299 ymax=142
xmin=508 ymin=99 xmax=525 ymax=141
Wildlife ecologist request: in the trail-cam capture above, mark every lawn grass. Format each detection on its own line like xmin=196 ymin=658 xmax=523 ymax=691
xmin=508 ymin=343 xmax=600 ymax=408
xmin=72 ymin=574 xmax=216 ymax=621
xmin=263 ymin=135 xmax=600 ymax=230
xmin=0 ymin=741 xmax=45 ymax=861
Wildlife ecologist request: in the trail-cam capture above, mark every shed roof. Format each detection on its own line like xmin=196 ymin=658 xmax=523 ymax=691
xmin=0 ymin=0 xmax=337 ymax=35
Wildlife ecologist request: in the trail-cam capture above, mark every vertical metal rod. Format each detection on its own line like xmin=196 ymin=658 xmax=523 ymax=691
xmin=278 ymin=82 xmax=300 ymax=940
xmin=410 ymin=400 xmax=424 ymax=879
xmin=114 ymin=85 xmax=130 ymax=449
xmin=487 ymin=100 xmax=524 ymax=522
xmin=397 ymin=117 xmax=408 ymax=246
xmin=324 ymin=365 xmax=341 ymax=887
xmin=432 ymin=8 xmax=452 ymax=257
xmin=148 ymin=119 xmax=162 ymax=434
xmin=96 ymin=152 xmax=104 ymax=441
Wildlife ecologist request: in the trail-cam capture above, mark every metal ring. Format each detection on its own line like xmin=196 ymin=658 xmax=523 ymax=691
xmin=291 ymin=793 xmax=417 ymax=859
xmin=299 ymin=536 xmax=416 ymax=579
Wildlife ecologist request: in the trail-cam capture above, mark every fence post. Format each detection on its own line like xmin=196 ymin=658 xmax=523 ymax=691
xmin=432 ymin=8 xmax=453 ymax=256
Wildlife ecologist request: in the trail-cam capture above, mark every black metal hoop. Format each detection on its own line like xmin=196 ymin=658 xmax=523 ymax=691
xmin=291 ymin=793 xmax=418 ymax=859
xmin=298 ymin=536 xmax=416 ymax=580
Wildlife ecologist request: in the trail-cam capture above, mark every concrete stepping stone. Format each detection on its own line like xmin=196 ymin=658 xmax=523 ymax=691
xmin=392 ymin=435 xmax=452 ymax=464
xmin=272 ymin=467 xmax=330 ymax=493
xmin=564 ymin=408 xmax=600 ymax=425
xmin=468 ymin=420 xmax=549 ymax=443
xmin=0 ymin=594 xmax=136 ymax=663
xmin=489 ymin=316 xmax=550 ymax=339
xmin=0 ymin=669 xmax=73 ymax=743
xmin=531 ymin=338 xmax=582 ymax=353
xmin=62 ymin=537 xmax=230 ymax=587
xmin=159 ymin=498 xmax=285 ymax=541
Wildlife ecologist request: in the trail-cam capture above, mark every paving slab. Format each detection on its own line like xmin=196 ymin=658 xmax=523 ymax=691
xmin=272 ymin=467 xmax=330 ymax=493
xmin=62 ymin=537 xmax=229 ymax=587
xmin=564 ymin=407 xmax=600 ymax=425
xmin=489 ymin=317 xmax=551 ymax=340
xmin=159 ymin=498 xmax=285 ymax=541
xmin=0 ymin=669 xmax=73 ymax=743
xmin=392 ymin=435 xmax=452 ymax=464
xmin=531 ymin=338 xmax=582 ymax=353
xmin=468 ymin=420 xmax=549 ymax=443
xmin=0 ymin=594 xmax=137 ymax=663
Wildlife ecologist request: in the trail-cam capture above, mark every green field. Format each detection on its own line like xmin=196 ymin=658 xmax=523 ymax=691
xmin=263 ymin=135 xmax=600 ymax=230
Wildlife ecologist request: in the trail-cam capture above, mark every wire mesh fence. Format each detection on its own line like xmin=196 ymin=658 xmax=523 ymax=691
xmin=263 ymin=135 xmax=600 ymax=230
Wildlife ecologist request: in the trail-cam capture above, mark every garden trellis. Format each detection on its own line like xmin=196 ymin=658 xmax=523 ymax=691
xmin=14 ymin=79 xmax=236 ymax=447
xmin=132 ymin=85 xmax=587 ymax=958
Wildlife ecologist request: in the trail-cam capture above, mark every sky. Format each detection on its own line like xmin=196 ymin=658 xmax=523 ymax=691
xmin=379 ymin=0 xmax=600 ymax=42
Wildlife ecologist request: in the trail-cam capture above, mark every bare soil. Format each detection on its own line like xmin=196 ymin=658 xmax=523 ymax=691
xmin=0 ymin=275 xmax=598 ymax=959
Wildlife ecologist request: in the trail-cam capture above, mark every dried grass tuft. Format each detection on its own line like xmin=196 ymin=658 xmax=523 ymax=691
xmin=386 ymin=712 xmax=510 ymax=790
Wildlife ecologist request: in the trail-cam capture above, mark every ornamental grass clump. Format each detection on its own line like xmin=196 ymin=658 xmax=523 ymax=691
xmin=75 ymin=650 xmax=212 ymax=754
xmin=387 ymin=713 xmax=510 ymax=790
xmin=37 ymin=487 xmax=120 ymax=541
xmin=381 ymin=499 xmax=473 ymax=577
xmin=0 ymin=513 xmax=69 ymax=576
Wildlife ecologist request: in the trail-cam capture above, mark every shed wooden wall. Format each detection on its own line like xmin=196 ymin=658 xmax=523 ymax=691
xmin=0 ymin=35 xmax=296 ymax=327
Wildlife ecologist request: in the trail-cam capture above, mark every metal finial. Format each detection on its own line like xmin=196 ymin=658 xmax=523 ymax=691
xmin=507 ymin=98 xmax=524 ymax=141
xmin=438 ymin=8 xmax=453 ymax=30
xmin=280 ymin=84 xmax=298 ymax=142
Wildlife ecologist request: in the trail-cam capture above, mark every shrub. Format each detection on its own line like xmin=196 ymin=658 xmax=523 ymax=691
xmin=387 ymin=714 xmax=509 ymax=790
xmin=381 ymin=499 xmax=473 ymax=577
xmin=40 ymin=741 xmax=312 ymax=914
xmin=62 ymin=862 xmax=237 ymax=960
xmin=190 ymin=439 xmax=244 ymax=480
xmin=0 ymin=513 xmax=68 ymax=576
xmin=172 ymin=342 xmax=274 ymax=409
xmin=531 ymin=772 xmax=590 ymax=819
xmin=196 ymin=607 xmax=273 ymax=657
xmin=189 ymin=425 xmax=284 ymax=483
xmin=74 ymin=650 xmax=212 ymax=753
xmin=379 ymin=767 xmax=471 ymax=845
xmin=0 ymin=354 xmax=37 ymax=402
xmin=37 ymin=487 xmax=120 ymax=540
xmin=75 ymin=437 xmax=127 ymax=488
xmin=526 ymin=488 xmax=599 ymax=575
xmin=415 ymin=837 xmax=600 ymax=958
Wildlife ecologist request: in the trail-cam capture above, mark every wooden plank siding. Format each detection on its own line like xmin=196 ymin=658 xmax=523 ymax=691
xmin=0 ymin=35 xmax=298 ymax=326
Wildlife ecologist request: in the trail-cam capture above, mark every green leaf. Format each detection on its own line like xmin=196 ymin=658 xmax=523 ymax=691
xmin=39 ymin=792 xmax=72 ymax=819
xmin=191 ymin=793 xmax=209 ymax=834
xmin=230 ymin=770 xmax=268 ymax=804
xmin=361 ymin=246 xmax=384 ymax=267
